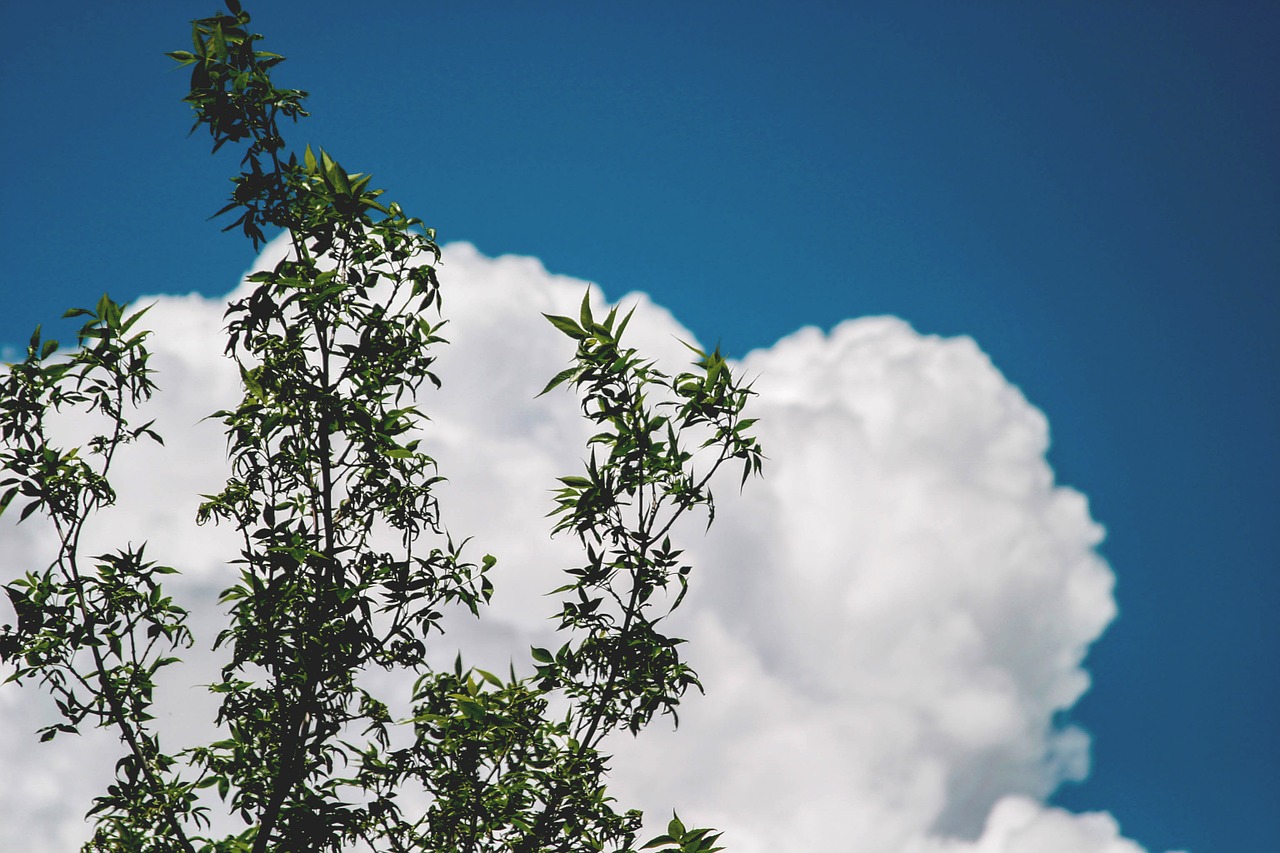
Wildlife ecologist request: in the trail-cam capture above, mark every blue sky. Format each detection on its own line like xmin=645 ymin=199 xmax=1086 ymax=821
xmin=1 ymin=2 xmax=1277 ymax=851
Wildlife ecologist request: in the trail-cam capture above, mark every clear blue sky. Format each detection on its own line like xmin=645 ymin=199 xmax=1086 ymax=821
xmin=2 ymin=2 xmax=1276 ymax=851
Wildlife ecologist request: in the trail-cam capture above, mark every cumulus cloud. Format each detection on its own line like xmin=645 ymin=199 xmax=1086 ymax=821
xmin=0 ymin=238 xmax=1167 ymax=852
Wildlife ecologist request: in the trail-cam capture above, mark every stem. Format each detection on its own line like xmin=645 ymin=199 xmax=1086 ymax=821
xmin=52 ymin=383 xmax=197 ymax=853
xmin=251 ymin=222 xmax=352 ymax=853
xmin=520 ymin=375 xmax=655 ymax=853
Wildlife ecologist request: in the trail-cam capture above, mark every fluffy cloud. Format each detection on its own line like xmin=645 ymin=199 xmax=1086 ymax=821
xmin=0 ymin=239 xmax=1166 ymax=852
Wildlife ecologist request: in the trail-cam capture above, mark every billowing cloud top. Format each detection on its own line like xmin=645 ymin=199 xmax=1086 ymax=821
xmin=0 ymin=238 xmax=1173 ymax=852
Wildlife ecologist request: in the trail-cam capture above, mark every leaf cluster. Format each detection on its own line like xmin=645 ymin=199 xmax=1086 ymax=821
xmin=1 ymin=299 xmax=200 ymax=849
xmin=535 ymin=293 xmax=763 ymax=741
xmin=167 ymin=0 xmax=308 ymax=248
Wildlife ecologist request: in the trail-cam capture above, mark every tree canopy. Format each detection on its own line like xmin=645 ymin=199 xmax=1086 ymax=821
xmin=0 ymin=2 xmax=762 ymax=851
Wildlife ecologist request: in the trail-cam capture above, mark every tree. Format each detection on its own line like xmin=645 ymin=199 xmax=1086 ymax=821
xmin=0 ymin=3 xmax=763 ymax=852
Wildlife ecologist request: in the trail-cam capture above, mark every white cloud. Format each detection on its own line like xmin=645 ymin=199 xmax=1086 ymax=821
xmin=0 ymin=238 xmax=1169 ymax=852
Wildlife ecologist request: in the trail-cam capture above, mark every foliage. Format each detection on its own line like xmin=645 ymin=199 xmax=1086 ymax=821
xmin=0 ymin=2 xmax=762 ymax=851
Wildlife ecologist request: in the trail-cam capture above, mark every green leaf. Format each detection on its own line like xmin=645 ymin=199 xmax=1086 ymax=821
xmin=119 ymin=303 xmax=153 ymax=335
xmin=705 ymin=348 xmax=725 ymax=385
xmin=475 ymin=668 xmax=503 ymax=688
xmin=543 ymin=313 xmax=586 ymax=340
xmin=18 ymin=500 xmax=41 ymax=523
xmin=322 ymin=149 xmax=352 ymax=195
xmin=239 ymin=365 xmax=266 ymax=403
xmin=531 ymin=647 xmax=554 ymax=663
xmin=678 ymin=338 xmax=707 ymax=361
xmin=95 ymin=293 xmax=112 ymax=325
xmin=0 ymin=486 xmax=18 ymax=517
xmin=615 ymin=305 xmax=637 ymax=339
xmin=349 ymin=173 xmax=373 ymax=196
xmin=537 ymin=366 xmax=579 ymax=397
xmin=579 ymin=289 xmax=594 ymax=330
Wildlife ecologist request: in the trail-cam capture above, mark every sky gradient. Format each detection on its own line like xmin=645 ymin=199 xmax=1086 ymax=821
xmin=2 ymin=2 xmax=1277 ymax=851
